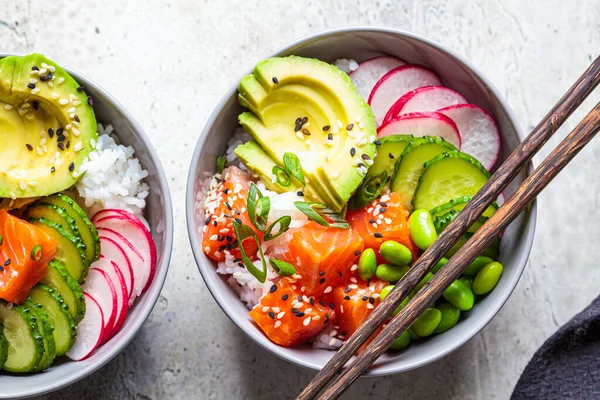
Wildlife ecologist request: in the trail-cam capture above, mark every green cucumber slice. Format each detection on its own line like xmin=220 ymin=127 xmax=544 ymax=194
xmin=24 ymin=299 xmax=56 ymax=372
xmin=40 ymin=260 xmax=86 ymax=324
xmin=43 ymin=194 xmax=100 ymax=265
xmin=391 ymin=136 xmax=456 ymax=211
xmin=433 ymin=209 xmax=488 ymax=234
xmin=29 ymin=285 xmax=76 ymax=356
xmin=0 ymin=327 xmax=7 ymax=370
xmin=370 ymin=134 xmax=414 ymax=178
xmin=29 ymin=217 xmax=88 ymax=283
xmin=445 ymin=232 xmax=500 ymax=259
xmin=0 ymin=301 xmax=45 ymax=373
xmin=430 ymin=196 xmax=498 ymax=219
xmin=412 ymin=151 xmax=490 ymax=211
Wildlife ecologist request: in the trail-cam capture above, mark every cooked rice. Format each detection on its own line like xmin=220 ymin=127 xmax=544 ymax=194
xmin=334 ymin=58 xmax=359 ymax=74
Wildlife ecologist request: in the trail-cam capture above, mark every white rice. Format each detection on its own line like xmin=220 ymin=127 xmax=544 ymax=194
xmin=334 ymin=58 xmax=360 ymax=74
xmin=225 ymin=127 xmax=251 ymax=170
xmin=75 ymin=123 xmax=149 ymax=219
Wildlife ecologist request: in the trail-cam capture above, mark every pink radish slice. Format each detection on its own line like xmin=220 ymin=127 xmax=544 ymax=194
xmin=97 ymin=227 xmax=147 ymax=302
xmin=368 ymin=65 xmax=442 ymax=127
xmin=378 ymin=112 xmax=461 ymax=148
xmin=90 ymin=259 xmax=128 ymax=343
xmin=66 ymin=293 xmax=104 ymax=361
xmin=82 ymin=268 xmax=117 ymax=339
xmin=383 ymin=86 xmax=468 ymax=124
xmin=99 ymin=235 xmax=134 ymax=302
xmin=349 ymin=56 xmax=405 ymax=100
xmin=438 ymin=104 xmax=500 ymax=170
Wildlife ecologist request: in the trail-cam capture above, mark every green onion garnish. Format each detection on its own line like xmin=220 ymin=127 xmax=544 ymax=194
xmin=232 ymin=221 xmax=267 ymax=283
xmin=216 ymin=156 xmax=225 ymax=174
xmin=272 ymin=166 xmax=291 ymax=187
xmin=264 ymin=216 xmax=292 ymax=241
xmin=31 ymin=245 xmax=43 ymax=262
xmin=0 ymin=234 xmax=3 ymax=245
xmin=247 ymin=183 xmax=270 ymax=231
xmin=294 ymin=201 xmax=350 ymax=229
xmin=283 ymin=152 xmax=305 ymax=186
xmin=348 ymin=171 xmax=387 ymax=211
xmin=269 ymin=258 xmax=297 ymax=277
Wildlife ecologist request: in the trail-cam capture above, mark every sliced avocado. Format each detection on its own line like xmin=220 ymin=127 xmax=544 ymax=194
xmin=0 ymin=53 xmax=98 ymax=199
xmin=237 ymin=56 xmax=377 ymax=211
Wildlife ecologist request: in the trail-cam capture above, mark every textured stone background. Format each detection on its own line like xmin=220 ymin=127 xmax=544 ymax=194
xmin=1 ymin=0 xmax=599 ymax=398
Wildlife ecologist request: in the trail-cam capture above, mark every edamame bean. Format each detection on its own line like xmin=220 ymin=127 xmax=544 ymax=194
xmin=379 ymin=240 xmax=412 ymax=266
xmin=463 ymin=256 xmax=494 ymax=276
xmin=433 ymin=303 xmax=461 ymax=334
xmin=379 ymin=285 xmax=411 ymax=316
xmin=411 ymin=308 xmax=442 ymax=337
xmin=410 ymin=272 xmax=433 ymax=296
xmin=473 ymin=261 xmax=503 ymax=295
xmin=358 ymin=248 xmax=377 ymax=281
xmin=409 ymin=209 xmax=438 ymax=250
xmin=459 ymin=276 xmax=474 ymax=290
xmin=375 ymin=263 xmax=409 ymax=282
xmin=390 ymin=330 xmax=411 ymax=351
xmin=442 ymin=279 xmax=475 ymax=311
xmin=431 ymin=257 xmax=448 ymax=274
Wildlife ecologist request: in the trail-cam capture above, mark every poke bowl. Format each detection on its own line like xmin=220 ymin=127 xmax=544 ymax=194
xmin=187 ymin=27 xmax=536 ymax=376
xmin=0 ymin=53 xmax=173 ymax=398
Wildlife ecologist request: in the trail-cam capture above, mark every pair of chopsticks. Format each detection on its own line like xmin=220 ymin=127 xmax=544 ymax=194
xmin=298 ymin=55 xmax=600 ymax=400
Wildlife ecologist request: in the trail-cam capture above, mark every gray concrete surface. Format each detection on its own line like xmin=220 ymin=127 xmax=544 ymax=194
xmin=1 ymin=0 xmax=599 ymax=398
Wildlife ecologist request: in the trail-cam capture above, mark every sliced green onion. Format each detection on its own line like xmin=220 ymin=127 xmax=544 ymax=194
xmin=272 ymin=166 xmax=291 ymax=187
xmin=0 ymin=234 xmax=3 ymax=246
xmin=247 ymin=183 xmax=270 ymax=231
xmin=269 ymin=258 xmax=297 ymax=277
xmin=216 ymin=156 xmax=225 ymax=174
xmin=232 ymin=221 xmax=267 ymax=283
xmin=294 ymin=201 xmax=350 ymax=229
xmin=283 ymin=152 xmax=306 ymax=186
xmin=264 ymin=216 xmax=292 ymax=241
xmin=348 ymin=171 xmax=387 ymax=211
xmin=31 ymin=245 xmax=43 ymax=262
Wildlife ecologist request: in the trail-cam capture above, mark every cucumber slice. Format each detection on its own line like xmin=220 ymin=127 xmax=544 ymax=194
xmin=0 ymin=327 xmax=7 ymax=370
xmin=434 ymin=209 xmax=488 ymax=234
xmin=430 ymin=196 xmax=498 ymax=219
xmin=412 ymin=151 xmax=490 ymax=211
xmin=370 ymin=134 xmax=414 ymax=178
xmin=446 ymin=232 xmax=500 ymax=259
xmin=29 ymin=217 xmax=88 ymax=283
xmin=391 ymin=136 xmax=457 ymax=211
xmin=0 ymin=301 xmax=45 ymax=373
xmin=43 ymin=194 xmax=100 ymax=266
xmin=29 ymin=285 xmax=76 ymax=356
xmin=40 ymin=260 xmax=86 ymax=324
xmin=24 ymin=299 xmax=56 ymax=372
xmin=25 ymin=203 xmax=85 ymax=254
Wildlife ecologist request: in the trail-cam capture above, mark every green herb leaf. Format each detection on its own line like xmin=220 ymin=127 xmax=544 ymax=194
xmin=348 ymin=171 xmax=387 ymax=211
xmin=272 ymin=166 xmax=291 ymax=187
xmin=283 ymin=152 xmax=306 ymax=186
xmin=232 ymin=221 xmax=267 ymax=283
xmin=247 ymin=183 xmax=270 ymax=231
xmin=294 ymin=201 xmax=350 ymax=229
xmin=264 ymin=216 xmax=292 ymax=241
xmin=216 ymin=156 xmax=226 ymax=174
xmin=269 ymin=258 xmax=297 ymax=277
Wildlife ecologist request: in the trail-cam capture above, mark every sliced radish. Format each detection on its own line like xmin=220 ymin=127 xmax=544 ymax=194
xmin=97 ymin=227 xmax=147 ymax=301
xmin=378 ymin=112 xmax=461 ymax=148
xmin=82 ymin=268 xmax=117 ymax=339
xmin=349 ymin=56 xmax=405 ymax=100
xmin=99 ymin=235 xmax=134 ymax=302
xmin=90 ymin=259 xmax=128 ymax=343
xmin=66 ymin=293 xmax=104 ymax=361
xmin=383 ymin=86 xmax=468 ymax=124
xmin=368 ymin=65 xmax=442 ymax=127
xmin=438 ymin=104 xmax=500 ymax=169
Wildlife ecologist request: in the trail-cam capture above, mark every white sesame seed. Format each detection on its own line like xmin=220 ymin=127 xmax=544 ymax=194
xmin=271 ymin=307 xmax=280 ymax=313
xmin=359 ymin=121 xmax=364 ymax=129
xmin=36 ymin=147 xmax=43 ymax=156
xmin=296 ymin=131 xmax=304 ymax=140
xmin=329 ymin=338 xmax=337 ymax=346
xmin=73 ymin=141 xmax=83 ymax=152
xmin=371 ymin=223 xmax=378 ymax=229
xmin=39 ymin=68 xmax=47 ymax=74
xmin=312 ymin=315 xmax=321 ymax=321
xmin=57 ymin=77 xmax=65 ymax=85
xmin=274 ymin=320 xmax=282 ymax=329
xmin=48 ymin=65 xmax=56 ymax=73
xmin=68 ymin=107 xmax=75 ymax=113
xmin=324 ymin=286 xmax=332 ymax=294
xmin=28 ymin=181 xmax=36 ymax=187
xmin=302 ymin=295 xmax=310 ymax=303
xmin=355 ymin=115 xmax=362 ymax=123
xmin=48 ymin=81 xmax=54 ymax=88
xmin=25 ymin=113 xmax=34 ymax=120
xmin=219 ymin=228 xmax=229 ymax=234
xmin=385 ymin=218 xmax=392 ymax=224
xmin=4 ymin=104 xmax=13 ymax=110
xmin=29 ymin=78 xmax=37 ymax=84
xmin=59 ymin=98 xmax=68 ymax=105
xmin=10 ymin=192 xmax=16 ymax=200
xmin=69 ymin=113 xmax=75 ymax=119
xmin=303 ymin=317 xmax=311 ymax=326
xmin=204 ymin=246 xmax=210 ymax=253
xmin=261 ymin=306 xmax=270 ymax=312
xmin=350 ymin=264 xmax=358 ymax=271
xmin=304 ymin=308 xmax=313 ymax=314
xmin=209 ymin=234 xmax=218 ymax=241
xmin=277 ymin=312 xmax=285 ymax=319
xmin=41 ymin=63 xmax=49 ymax=69
xmin=295 ymin=302 xmax=303 ymax=309
xmin=40 ymin=138 xmax=46 ymax=146
xmin=350 ymin=277 xmax=358 ymax=284
xmin=31 ymin=88 xmax=40 ymax=95
xmin=51 ymin=93 xmax=59 ymax=100
xmin=19 ymin=180 xmax=26 ymax=190
xmin=65 ymin=124 xmax=72 ymax=130
xmin=372 ymin=293 xmax=380 ymax=299
xmin=367 ymin=303 xmax=374 ymax=309
xmin=300 ymin=286 xmax=306 ymax=293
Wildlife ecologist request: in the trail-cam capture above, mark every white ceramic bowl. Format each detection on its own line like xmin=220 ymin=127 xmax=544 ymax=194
xmin=186 ymin=28 xmax=536 ymax=376
xmin=0 ymin=55 xmax=174 ymax=398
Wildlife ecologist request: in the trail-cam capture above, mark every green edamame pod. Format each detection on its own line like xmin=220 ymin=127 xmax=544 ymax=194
xmin=442 ymin=279 xmax=475 ymax=311
xmin=390 ymin=330 xmax=411 ymax=351
xmin=409 ymin=209 xmax=438 ymax=250
xmin=410 ymin=272 xmax=433 ymax=296
xmin=379 ymin=285 xmax=411 ymax=316
xmin=463 ymin=256 xmax=494 ymax=276
xmin=358 ymin=248 xmax=377 ymax=281
xmin=431 ymin=257 xmax=448 ymax=274
xmin=411 ymin=308 xmax=442 ymax=337
xmin=473 ymin=261 xmax=503 ymax=295
xmin=433 ymin=303 xmax=461 ymax=334
xmin=408 ymin=327 xmax=421 ymax=340
xmin=379 ymin=240 xmax=412 ymax=266
xmin=459 ymin=276 xmax=474 ymax=290
xmin=375 ymin=263 xmax=409 ymax=282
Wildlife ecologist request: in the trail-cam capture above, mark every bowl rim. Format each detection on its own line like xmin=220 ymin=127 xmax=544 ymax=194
xmin=0 ymin=53 xmax=174 ymax=398
xmin=186 ymin=27 xmax=537 ymax=376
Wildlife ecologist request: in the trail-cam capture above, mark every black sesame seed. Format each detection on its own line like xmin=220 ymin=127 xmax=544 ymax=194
xmin=369 ymin=219 xmax=376 ymax=224
xmin=362 ymin=296 xmax=369 ymax=301
xmin=282 ymin=294 xmax=289 ymax=301
xmin=344 ymin=287 xmax=351 ymax=293
xmin=374 ymin=232 xmax=383 ymax=238
xmin=235 ymin=217 xmax=243 ymax=224
xmin=268 ymin=311 xmax=275 ymax=319
xmin=40 ymin=75 xmax=48 ymax=82
xmin=213 ymin=220 xmax=217 ymax=227
xmin=346 ymin=123 xmax=354 ymax=131
xmin=330 ymin=302 xmax=335 ymax=310
xmin=272 ymin=77 xmax=279 ymax=84
xmin=324 ymin=315 xmax=330 ymax=324
xmin=225 ymin=201 xmax=232 ymax=210
xmin=66 ymin=140 xmax=70 ymax=149
xmin=322 ymin=125 xmax=330 ymax=131
xmin=231 ymin=240 xmax=238 ymax=248
xmin=217 ymin=235 xmax=224 ymax=242
xmin=291 ymin=308 xmax=299 ymax=314
xmin=380 ymin=202 xmax=387 ymax=207
xmin=31 ymin=66 xmax=39 ymax=71
xmin=355 ymin=250 xmax=361 ymax=256
xmin=389 ymin=153 xmax=395 ymax=159
xmin=344 ymin=296 xmax=351 ymax=301
xmin=379 ymin=207 xmax=386 ymax=213
xmin=296 ymin=191 xmax=304 ymax=197
xmin=226 ymin=235 xmax=233 ymax=242
xmin=357 ymin=162 xmax=366 ymax=169
xmin=302 ymin=128 xmax=310 ymax=135
xmin=237 ymin=262 xmax=245 ymax=268
xmin=48 ymin=128 xmax=54 ymax=138
xmin=350 ymin=148 xmax=356 ymax=156
xmin=294 ymin=124 xmax=302 ymax=132
xmin=319 ymin=271 xmax=325 ymax=276
xmin=26 ymin=144 xmax=33 ymax=151
xmin=269 ymin=284 xmax=277 ymax=293
xmin=327 ymin=133 xmax=333 ymax=140
xmin=87 ymin=96 xmax=94 ymax=106
xmin=339 ymin=271 xmax=343 ymax=277
xmin=0 ymin=266 xmax=3 ymax=272
xmin=295 ymin=312 xmax=305 ymax=318
xmin=4 ymin=258 xmax=10 ymax=266
xmin=77 ymin=85 xmax=85 ymax=92
xmin=297 ymin=295 xmax=303 ymax=302
xmin=218 ymin=245 xmax=226 ymax=252
xmin=205 ymin=216 xmax=211 ymax=225
xmin=32 ymin=101 xmax=39 ymax=110
xmin=369 ymin=297 xmax=375 ymax=304
xmin=295 ymin=118 xmax=302 ymax=125
xmin=361 ymin=154 xmax=370 ymax=160
xmin=27 ymin=83 xmax=35 ymax=89
xmin=310 ymin=298 xmax=315 ymax=306
xmin=340 ymin=331 xmax=347 ymax=337
xmin=56 ymin=127 xmax=64 ymax=136
xmin=374 ymin=140 xmax=381 ymax=146
xmin=301 ymin=117 xmax=308 ymax=125
xmin=74 ymin=114 xmax=80 ymax=122
xmin=57 ymin=134 xmax=65 ymax=142
xmin=69 ymin=162 xmax=75 ymax=172
xmin=319 ymin=278 xmax=326 ymax=284
xmin=319 ymin=301 xmax=326 ymax=307
xmin=50 ymin=166 xmax=56 ymax=173
xmin=234 ymin=209 xmax=241 ymax=215
xmin=47 ymin=71 xmax=53 ymax=80
xmin=233 ymin=258 xmax=242 ymax=263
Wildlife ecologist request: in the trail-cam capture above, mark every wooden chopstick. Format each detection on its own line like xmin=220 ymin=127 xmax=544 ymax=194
xmin=297 ymin=55 xmax=600 ymax=400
